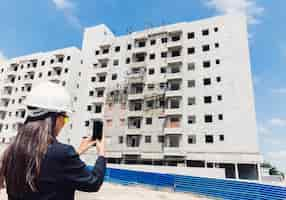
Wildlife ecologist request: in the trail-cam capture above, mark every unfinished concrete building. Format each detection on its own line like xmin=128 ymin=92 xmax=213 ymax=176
xmin=73 ymin=14 xmax=262 ymax=180
xmin=0 ymin=14 xmax=261 ymax=180
xmin=0 ymin=47 xmax=82 ymax=144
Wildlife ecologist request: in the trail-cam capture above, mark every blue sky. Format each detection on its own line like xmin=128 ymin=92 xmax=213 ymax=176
xmin=0 ymin=0 xmax=285 ymax=172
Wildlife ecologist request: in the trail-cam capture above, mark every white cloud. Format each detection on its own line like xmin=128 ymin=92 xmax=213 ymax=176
xmin=257 ymin=124 xmax=271 ymax=135
xmin=53 ymin=0 xmax=73 ymax=10
xmin=267 ymin=150 xmax=286 ymax=160
xmin=0 ymin=50 xmax=7 ymax=63
xmin=268 ymin=118 xmax=286 ymax=127
xmin=203 ymin=0 xmax=264 ymax=25
xmin=263 ymin=137 xmax=284 ymax=146
xmin=52 ymin=0 xmax=82 ymax=30
xmin=272 ymin=88 xmax=286 ymax=95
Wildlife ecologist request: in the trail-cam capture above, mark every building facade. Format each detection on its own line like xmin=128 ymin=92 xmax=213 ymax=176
xmin=0 ymin=47 xmax=82 ymax=144
xmin=0 ymin=14 xmax=261 ymax=180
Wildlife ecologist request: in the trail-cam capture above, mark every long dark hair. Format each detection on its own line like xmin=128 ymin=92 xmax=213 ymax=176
xmin=0 ymin=112 xmax=58 ymax=193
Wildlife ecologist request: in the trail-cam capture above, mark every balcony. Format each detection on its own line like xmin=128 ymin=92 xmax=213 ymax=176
xmin=123 ymin=147 xmax=141 ymax=154
xmin=2 ymin=80 xmax=14 ymax=87
xmin=49 ymin=79 xmax=61 ymax=84
xmin=95 ymin=81 xmax=107 ymax=88
xmin=127 ymin=110 xmax=143 ymax=117
xmin=21 ymin=72 xmax=35 ymax=83
xmin=0 ymin=105 xmax=8 ymax=111
xmin=8 ymin=63 xmax=18 ymax=73
xmin=126 ymin=128 xmax=142 ymax=136
xmin=87 ymin=112 xmax=103 ymax=120
xmin=164 ymin=147 xmax=185 ymax=156
xmin=165 ymin=96 xmax=182 ymax=115
xmin=15 ymin=109 xmax=26 ymax=120
xmin=6 ymin=71 xmax=16 ymax=78
xmin=144 ymin=87 xmax=165 ymax=98
xmin=165 ymin=71 xmax=182 ymax=80
xmin=22 ymin=78 xmax=33 ymax=85
xmin=165 ymin=89 xmax=182 ymax=97
xmin=2 ymin=86 xmax=13 ymax=93
xmin=6 ymin=74 xmax=16 ymax=83
xmin=50 ymin=62 xmax=63 ymax=70
xmin=133 ymin=45 xmax=148 ymax=54
xmin=128 ymin=84 xmax=144 ymax=100
xmin=165 ymin=80 xmax=182 ymax=97
xmin=127 ymin=70 xmax=146 ymax=83
xmin=96 ymin=53 xmax=110 ymax=62
xmin=1 ymin=92 xmax=12 ymax=99
xmin=1 ymin=90 xmax=12 ymax=99
xmin=166 ymin=56 xmax=183 ymax=64
xmin=131 ymin=52 xmax=147 ymax=68
xmin=128 ymin=77 xmax=145 ymax=84
xmin=164 ymin=118 xmax=182 ymax=134
xmin=130 ymin=60 xmax=147 ymax=69
xmin=167 ymin=40 xmax=182 ymax=49
xmin=51 ymin=67 xmax=63 ymax=77
xmin=0 ymin=118 xmax=5 ymax=124
xmin=128 ymin=99 xmax=143 ymax=116
xmin=124 ymin=134 xmax=142 ymax=153
xmin=93 ymin=60 xmax=109 ymax=71
xmin=0 ymin=111 xmax=6 ymax=121
xmin=133 ymin=38 xmax=147 ymax=53
xmin=128 ymin=71 xmax=145 ymax=78
xmin=93 ymin=66 xmax=108 ymax=74
xmin=127 ymin=117 xmax=142 ymax=134
xmin=128 ymin=93 xmax=144 ymax=100
xmin=164 ymin=108 xmax=183 ymax=116
xmin=91 ymin=96 xmax=105 ymax=103
xmin=0 ymin=100 xmax=9 ymax=110
xmin=164 ymin=127 xmax=183 ymax=134
xmin=163 ymin=134 xmax=183 ymax=156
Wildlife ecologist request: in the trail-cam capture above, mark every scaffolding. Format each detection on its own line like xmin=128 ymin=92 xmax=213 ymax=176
xmin=121 ymin=23 xmax=185 ymax=161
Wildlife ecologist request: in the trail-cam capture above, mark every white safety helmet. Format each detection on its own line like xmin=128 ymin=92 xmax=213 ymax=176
xmin=25 ymin=82 xmax=73 ymax=118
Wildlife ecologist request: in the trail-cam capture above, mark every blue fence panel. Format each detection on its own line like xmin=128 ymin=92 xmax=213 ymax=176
xmin=130 ymin=171 xmax=174 ymax=188
xmin=174 ymin=175 xmax=286 ymax=200
xmin=156 ymin=173 xmax=175 ymax=188
xmin=136 ymin=171 xmax=157 ymax=185
xmin=86 ymin=166 xmax=286 ymax=200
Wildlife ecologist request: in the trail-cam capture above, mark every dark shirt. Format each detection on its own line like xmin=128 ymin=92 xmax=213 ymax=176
xmin=7 ymin=141 xmax=106 ymax=200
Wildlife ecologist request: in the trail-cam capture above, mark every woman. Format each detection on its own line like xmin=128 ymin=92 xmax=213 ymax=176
xmin=0 ymin=82 xmax=106 ymax=200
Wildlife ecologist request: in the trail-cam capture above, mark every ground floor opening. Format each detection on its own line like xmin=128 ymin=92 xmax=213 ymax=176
xmin=106 ymin=156 xmax=260 ymax=180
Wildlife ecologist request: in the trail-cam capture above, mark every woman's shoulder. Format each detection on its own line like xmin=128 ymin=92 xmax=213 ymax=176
xmin=46 ymin=141 xmax=77 ymax=160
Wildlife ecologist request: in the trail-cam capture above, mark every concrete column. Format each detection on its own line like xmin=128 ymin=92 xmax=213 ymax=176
xmin=121 ymin=156 xmax=125 ymax=164
xmin=235 ymin=163 xmax=239 ymax=179
xmin=257 ymin=163 xmax=262 ymax=181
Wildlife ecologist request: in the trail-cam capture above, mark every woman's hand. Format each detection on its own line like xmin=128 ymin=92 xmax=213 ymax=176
xmin=77 ymin=137 xmax=96 ymax=155
xmin=95 ymin=135 xmax=105 ymax=157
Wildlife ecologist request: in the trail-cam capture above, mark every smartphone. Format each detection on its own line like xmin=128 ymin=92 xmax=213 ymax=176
xmin=92 ymin=120 xmax=103 ymax=141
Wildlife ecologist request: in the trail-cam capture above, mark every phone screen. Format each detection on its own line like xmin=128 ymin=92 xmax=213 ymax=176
xmin=92 ymin=120 xmax=103 ymax=141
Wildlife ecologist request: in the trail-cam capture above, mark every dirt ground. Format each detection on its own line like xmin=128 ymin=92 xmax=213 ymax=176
xmin=1 ymin=182 xmax=211 ymax=200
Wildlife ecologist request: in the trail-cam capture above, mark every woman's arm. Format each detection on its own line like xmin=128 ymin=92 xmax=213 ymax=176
xmin=60 ymin=144 xmax=106 ymax=192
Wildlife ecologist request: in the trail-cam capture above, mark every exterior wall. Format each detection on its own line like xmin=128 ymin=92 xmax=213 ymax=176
xmin=0 ymin=47 xmax=81 ymax=144
xmin=77 ymin=14 xmax=261 ymax=165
